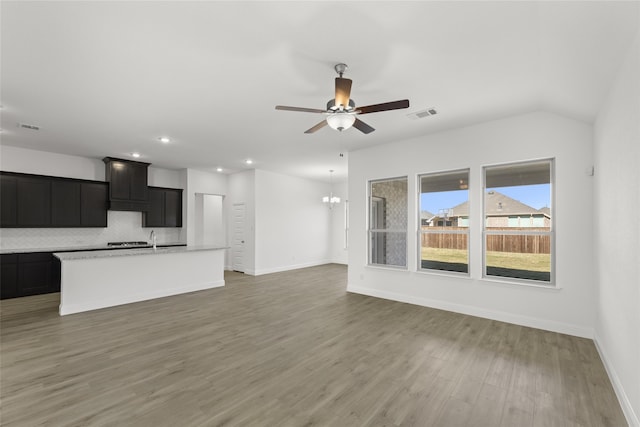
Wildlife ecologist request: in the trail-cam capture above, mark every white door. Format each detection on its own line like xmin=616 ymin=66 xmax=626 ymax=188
xmin=232 ymin=203 xmax=245 ymax=272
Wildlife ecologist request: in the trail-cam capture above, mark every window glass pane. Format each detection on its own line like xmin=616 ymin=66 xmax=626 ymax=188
xmin=486 ymin=234 xmax=551 ymax=281
xmin=421 ymin=233 xmax=468 ymax=273
xmin=369 ymin=177 xmax=407 ymax=267
xmin=484 ymin=160 xmax=553 ymax=283
xmin=369 ymin=231 xmax=407 ymax=267
xmin=419 ymin=170 xmax=469 ymax=273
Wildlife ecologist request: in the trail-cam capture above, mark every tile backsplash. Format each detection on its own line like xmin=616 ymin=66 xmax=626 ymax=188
xmin=0 ymin=211 xmax=184 ymax=250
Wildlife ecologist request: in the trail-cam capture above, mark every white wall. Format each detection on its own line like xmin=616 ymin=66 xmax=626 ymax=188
xmin=348 ymin=111 xmax=595 ymax=338
xmin=330 ymin=180 xmax=349 ymax=265
xmin=594 ymin=31 xmax=640 ymax=426
xmin=226 ymin=170 xmax=256 ymax=273
xmin=0 ymin=146 xmax=105 ymax=180
xmin=0 ymin=145 xmax=182 ymax=188
xmin=184 ymin=169 xmax=227 ymax=247
xmin=148 ymin=167 xmax=182 ymax=189
xmin=0 ymin=146 xmax=185 ymax=248
xmin=254 ymin=169 xmax=331 ymax=275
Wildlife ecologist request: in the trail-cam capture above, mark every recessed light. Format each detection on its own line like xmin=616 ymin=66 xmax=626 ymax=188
xmin=132 ymin=152 xmax=141 ymax=158
xmin=158 ymin=137 xmax=170 ymax=143
xmin=216 ymin=167 xmax=223 ymax=172
xmin=245 ymin=159 xmax=253 ymax=165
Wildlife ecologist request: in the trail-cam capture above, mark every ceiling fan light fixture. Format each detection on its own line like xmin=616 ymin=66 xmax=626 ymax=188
xmin=326 ymin=113 xmax=356 ymax=132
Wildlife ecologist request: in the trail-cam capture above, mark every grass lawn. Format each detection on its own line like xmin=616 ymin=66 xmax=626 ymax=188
xmin=422 ymin=247 xmax=550 ymax=272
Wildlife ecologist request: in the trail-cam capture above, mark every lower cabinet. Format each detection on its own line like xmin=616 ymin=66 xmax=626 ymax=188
xmin=0 ymin=253 xmax=60 ymax=299
xmin=0 ymin=255 xmax=18 ymax=299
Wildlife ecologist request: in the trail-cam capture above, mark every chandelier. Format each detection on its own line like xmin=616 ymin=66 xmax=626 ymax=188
xmin=322 ymin=170 xmax=341 ymax=209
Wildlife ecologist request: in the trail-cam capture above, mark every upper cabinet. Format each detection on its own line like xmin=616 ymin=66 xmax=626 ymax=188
xmin=0 ymin=175 xmax=18 ymax=227
xmin=17 ymin=175 xmax=52 ymax=227
xmin=0 ymin=172 xmax=108 ymax=228
xmin=80 ymin=182 xmax=108 ymax=227
xmin=51 ymin=180 xmax=81 ymax=226
xmin=103 ymin=157 xmax=150 ymax=211
xmin=142 ymin=186 xmax=183 ymax=228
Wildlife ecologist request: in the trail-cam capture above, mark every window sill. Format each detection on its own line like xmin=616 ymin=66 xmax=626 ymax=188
xmin=365 ymin=264 xmax=408 ymax=272
xmin=480 ymin=276 xmax=561 ymax=290
xmin=415 ymin=269 xmax=471 ymax=280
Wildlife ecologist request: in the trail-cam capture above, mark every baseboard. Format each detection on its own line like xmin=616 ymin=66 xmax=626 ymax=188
xmin=593 ymin=332 xmax=639 ymax=427
xmin=346 ymin=284 xmax=593 ymax=338
xmin=60 ymin=280 xmax=225 ymax=316
xmin=253 ymin=260 xmax=332 ymax=276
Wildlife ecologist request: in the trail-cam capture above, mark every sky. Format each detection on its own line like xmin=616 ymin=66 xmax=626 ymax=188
xmin=421 ymin=184 xmax=550 ymax=214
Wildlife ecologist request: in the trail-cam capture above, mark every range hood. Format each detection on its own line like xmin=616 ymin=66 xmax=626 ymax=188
xmin=103 ymin=157 xmax=151 ymax=212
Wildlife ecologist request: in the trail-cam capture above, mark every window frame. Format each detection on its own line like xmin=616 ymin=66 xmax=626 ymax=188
xmin=482 ymin=158 xmax=555 ymax=287
xmin=367 ymin=176 xmax=408 ymax=269
xmin=417 ymin=169 xmax=470 ymax=277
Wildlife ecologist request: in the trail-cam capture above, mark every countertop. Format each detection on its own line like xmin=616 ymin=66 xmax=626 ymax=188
xmin=54 ymin=245 xmax=228 ymax=261
xmin=0 ymin=242 xmax=186 ymax=255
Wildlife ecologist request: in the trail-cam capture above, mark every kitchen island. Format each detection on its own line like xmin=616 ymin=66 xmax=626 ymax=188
xmin=54 ymin=245 xmax=226 ymax=315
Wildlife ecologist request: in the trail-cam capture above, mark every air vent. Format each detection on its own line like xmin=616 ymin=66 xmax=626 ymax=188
xmin=407 ymin=108 xmax=438 ymax=120
xmin=17 ymin=123 xmax=40 ymax=131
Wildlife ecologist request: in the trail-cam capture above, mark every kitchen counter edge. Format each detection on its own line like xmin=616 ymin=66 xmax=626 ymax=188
xmin=0 ymin=243 xmax=186 ymax=255
xmin=54 ymin=245 xmax=228 ymax=261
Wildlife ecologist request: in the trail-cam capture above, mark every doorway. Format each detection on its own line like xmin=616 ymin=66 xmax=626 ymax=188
xmin=232 ymin=203 xmax=245 ymax=273
xmin=194 ymin=194 xmax=225 ymax=246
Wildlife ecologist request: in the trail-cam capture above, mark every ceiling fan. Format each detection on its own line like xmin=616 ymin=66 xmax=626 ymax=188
xmin=275 ymin=63 xmax=409 ymax=134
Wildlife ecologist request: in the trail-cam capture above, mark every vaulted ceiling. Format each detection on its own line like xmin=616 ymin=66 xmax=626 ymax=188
xmin=1 ymin=1 xmax=638 ymax=181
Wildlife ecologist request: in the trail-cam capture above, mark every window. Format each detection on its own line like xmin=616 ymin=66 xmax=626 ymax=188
xmin=419 ymin=170 xmax=470 ymax=274
xmin=368 ymin=177 xmax=407 ymax=268
xmin=483 ymin=159 xmax=553 ymax=284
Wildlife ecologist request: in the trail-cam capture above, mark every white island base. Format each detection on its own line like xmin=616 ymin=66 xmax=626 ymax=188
xmin=55 ymin=246 xmax=226 ymax=316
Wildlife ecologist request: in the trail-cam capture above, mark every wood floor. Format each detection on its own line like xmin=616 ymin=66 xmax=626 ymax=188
xmin=0 ymin=264 xmax=626 ymax=426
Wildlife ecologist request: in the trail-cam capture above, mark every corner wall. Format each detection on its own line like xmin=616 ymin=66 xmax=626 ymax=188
xmin=330 ymin=180 xmax=348 ymax=264
xmin=348 ymin=112 xmax=595 ymax=338
xmin=254 ymin=169 xmax=331 ymax=275
xmin=594 ymin=31 xmax=640 ymax=426
xmin=184 ymin=168 xmax=227 ymax=247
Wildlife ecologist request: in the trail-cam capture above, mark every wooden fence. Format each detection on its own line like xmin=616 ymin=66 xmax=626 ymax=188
xmin=421 ymin=227 xmax=550 ymax=254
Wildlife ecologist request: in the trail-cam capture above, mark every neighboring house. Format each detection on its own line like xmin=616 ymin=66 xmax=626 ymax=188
xmin=420 ymin=210 xmax=435 ymax=226
xmin=425 ymin=191 xmax=551 ymax=228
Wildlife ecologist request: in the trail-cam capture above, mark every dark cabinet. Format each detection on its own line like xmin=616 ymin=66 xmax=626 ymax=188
xmin=0 ymin=253 xmax=59 ymax=299
xmin=143 ymin=187 xmax=182 ymax=227
xmin=164 ymin=189 xmax=182 ymax=227
xmin=129 ymin=163 xmax=148 ymax=202
xmin=17 ymin=176 xmax=51 ymax=226
xmin=52 ymin=180 xmax=81 ymax=226
xmin=144 ymin=187 xmax=165 ymax=226
xmin=80 ymin=182 xmax=108 ymax=227
xmin=0 ymin=175 xmax=18 ymax=227
xmin=0 ymin=254 xmax=19 ymax=299
xmin=18 ymin=253 xmax=53 ymax=296
xmin=0 ymin=172 xmax=108 ymax=228
xmin=103 ymin=157 xmax=150 ymax=211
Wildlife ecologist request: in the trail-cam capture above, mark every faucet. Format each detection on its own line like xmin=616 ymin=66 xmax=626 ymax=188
xmin=150 ymin=230 xmax=157 ymax=250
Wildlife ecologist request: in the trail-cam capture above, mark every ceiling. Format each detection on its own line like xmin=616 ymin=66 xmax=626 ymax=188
xmin=1 ymin=1 xmax=638 ymax=182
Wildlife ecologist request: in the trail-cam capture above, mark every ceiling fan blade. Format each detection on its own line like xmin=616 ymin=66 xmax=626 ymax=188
xmin=304 ymin=120 xmax=328 ymax=134
xmin=275 ymin=105 xmax=326 ymax=113
xmin=334 ymin=78 xmax=353 ymax=109
xmin=356 ymin=99 xmax=410 ymax=115
xmin=353 ymin=118 xmax=375 ymax=134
